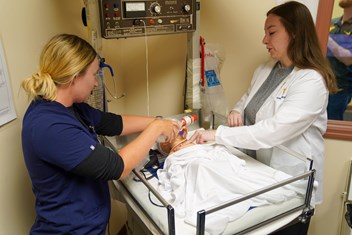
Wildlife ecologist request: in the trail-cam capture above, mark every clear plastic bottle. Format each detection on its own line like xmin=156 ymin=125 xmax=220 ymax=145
xmin=179 ymin=114 xmax=198 ymax=127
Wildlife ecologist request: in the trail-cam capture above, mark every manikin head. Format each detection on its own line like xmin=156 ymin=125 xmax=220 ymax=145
xmin=158 ymin=128 xmax=194 ymax=155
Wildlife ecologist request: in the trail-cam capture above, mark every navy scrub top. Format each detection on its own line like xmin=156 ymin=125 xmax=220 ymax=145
xmin=22 ymin=98 xmax=122 ymax=234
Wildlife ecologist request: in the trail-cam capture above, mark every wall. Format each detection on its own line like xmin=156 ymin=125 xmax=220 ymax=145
xmin=0 ymin=0 xmax=351 ymax=235
xmin=310 ymin=139 xmax=352 ymax=235
xmin=103 ymin=33 xmax=187 ymax=116
xmin=332 ymin=0 xmax=344 ymax=18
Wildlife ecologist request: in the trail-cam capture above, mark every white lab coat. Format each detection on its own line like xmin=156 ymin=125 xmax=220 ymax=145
xmin=215 ymin=59 xmax=328 ymax=204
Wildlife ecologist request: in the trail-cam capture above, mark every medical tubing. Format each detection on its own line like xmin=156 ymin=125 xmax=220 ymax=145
xmin=104 ymin=66 xmax=123 ymax=100
xmin=132 ymin=169 xmax=176 ymax=234
xmin=132 ymin=169 xmax=170 ymax=206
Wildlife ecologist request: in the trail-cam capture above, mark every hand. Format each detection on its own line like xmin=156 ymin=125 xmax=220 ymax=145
xmin=188 ymin=129 xmax=216 ymax=144
xmin=154 ymin=119 xmax=180 ymax=142
xmin=227 ymin=110 xmax=243 ymax=127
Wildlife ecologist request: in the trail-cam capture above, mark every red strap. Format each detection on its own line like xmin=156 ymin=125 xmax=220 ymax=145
xmin=200 ymin=36 xmax=205 ymax=88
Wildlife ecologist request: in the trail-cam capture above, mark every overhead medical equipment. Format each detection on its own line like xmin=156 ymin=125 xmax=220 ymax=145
xmin=98 ymin=0 xmax=197 ymax=38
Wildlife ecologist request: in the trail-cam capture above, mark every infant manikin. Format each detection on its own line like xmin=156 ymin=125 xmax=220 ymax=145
xmin=158 ymin=128 xmax=194 ymax=155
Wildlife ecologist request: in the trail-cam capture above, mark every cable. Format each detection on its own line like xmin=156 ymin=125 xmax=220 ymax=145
xmin=132 ymin=169 xmax=155 ymax=182
xmin=148 ymin=190 xmax=164 ymax=208
xmin=140 ymin=19 xmax=150 ymax=116
xmin=139 ymin=171 xmax=164 ymax=208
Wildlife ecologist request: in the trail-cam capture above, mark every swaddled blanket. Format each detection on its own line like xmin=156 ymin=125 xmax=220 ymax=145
xmin=157 ymin=144 xmax=305 ymax=235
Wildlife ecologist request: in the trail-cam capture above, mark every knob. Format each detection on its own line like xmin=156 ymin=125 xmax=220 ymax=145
xmin=184 ymin=4 xmax=191 ymax=12
xmin=151 ymin=3 xmax=161 ymax=14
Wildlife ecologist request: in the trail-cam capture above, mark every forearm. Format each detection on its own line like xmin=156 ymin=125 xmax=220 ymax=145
xmin=328 ymin=37 xmax=352 ymax=66
xmin=118 ymin=118 xmax=179 ymax=178
xmin=120 ymin=115 xmax=156 ymax=135
xmin=118 ymin=123 xmax=161 ymax=178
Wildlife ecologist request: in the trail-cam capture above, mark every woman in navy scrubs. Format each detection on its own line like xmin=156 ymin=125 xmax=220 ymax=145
xmin=21 ymin=33 xmax=179 ymax=234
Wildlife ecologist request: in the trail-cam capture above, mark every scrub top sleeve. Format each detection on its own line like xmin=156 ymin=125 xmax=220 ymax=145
xmin=95 ymin=112 xmax=123 ymax=136
xmin=74 ymin=102 xmax=123 ymax=136
xmin=70 ymin=143 xmax=124 ymax=180
xmin=75 ymin=102 xmax=103 ymax=126
xmin=34 ymin=122 xmax=97 ymax=171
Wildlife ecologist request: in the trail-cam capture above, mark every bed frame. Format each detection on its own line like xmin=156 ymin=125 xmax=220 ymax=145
xmin=103 ymin=110 xmax=315 ymax=235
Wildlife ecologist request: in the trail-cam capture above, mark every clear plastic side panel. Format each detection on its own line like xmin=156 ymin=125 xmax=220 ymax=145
xmin=210 ymin=111 xmax=228 ymax=129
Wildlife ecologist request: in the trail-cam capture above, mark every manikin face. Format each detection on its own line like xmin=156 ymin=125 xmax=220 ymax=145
xmin=158 ymin=128 xmax=194 ymax=155
xmin=72 ymin=58 xmax=99 ymax=103
xmin=262 ymin=14 xmax=292 ymax=67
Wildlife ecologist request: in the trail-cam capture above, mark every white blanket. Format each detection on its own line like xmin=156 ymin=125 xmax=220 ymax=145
xmin=157 ymin=144 xmax=305 ymax=235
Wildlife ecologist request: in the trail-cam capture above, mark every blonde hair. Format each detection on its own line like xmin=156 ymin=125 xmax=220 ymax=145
xmin=22 ymin=34 xmax=97 ymax=101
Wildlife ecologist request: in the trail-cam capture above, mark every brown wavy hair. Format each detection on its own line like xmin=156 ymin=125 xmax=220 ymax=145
xmin=268 ymin=1 xmax=338 ymax=93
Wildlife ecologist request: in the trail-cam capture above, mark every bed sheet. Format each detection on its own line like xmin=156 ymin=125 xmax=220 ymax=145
xmin=115 ymin=146 xmax=307 ymax=235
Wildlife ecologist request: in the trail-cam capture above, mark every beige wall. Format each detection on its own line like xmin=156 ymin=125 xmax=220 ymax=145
xmin=332 ymin=0 xmax=344 ymax=18
xmin=103 ymin=33 xmax=187 ymax=116
xmin=1 ymin=0 xmax=351 ymax=235
xmin=310 ymin=139 xmax=352 ymax=235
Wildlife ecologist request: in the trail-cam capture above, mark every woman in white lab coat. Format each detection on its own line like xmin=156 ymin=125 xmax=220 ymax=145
xmin=189 ymin=2 xmax=337 ymax=234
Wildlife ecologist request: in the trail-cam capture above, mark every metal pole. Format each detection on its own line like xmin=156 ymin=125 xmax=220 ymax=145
xmin=84 ymin=0 xmax=107 ymax=111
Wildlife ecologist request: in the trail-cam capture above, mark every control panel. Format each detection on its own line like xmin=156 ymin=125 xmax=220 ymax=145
xmin=98 ymin=0 xmax=197 ymax=39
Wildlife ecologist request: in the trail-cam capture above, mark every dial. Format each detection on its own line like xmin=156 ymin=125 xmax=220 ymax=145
xmin=150 ymin=2 xmax=161 ymax=14
xmin=184 ymin=4 xmax=191 ymax=12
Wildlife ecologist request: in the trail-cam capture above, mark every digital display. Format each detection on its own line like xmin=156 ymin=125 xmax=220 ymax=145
xmin=125 ymin=2 xmax=145 ymax=12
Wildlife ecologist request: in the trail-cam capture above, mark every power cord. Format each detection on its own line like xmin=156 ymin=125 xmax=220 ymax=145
xmin=139 ymin=170 xmax=164 ymax=208
xmin=139 ymin=19 xmax=150 ymax=116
